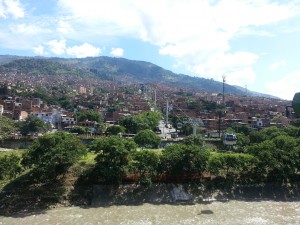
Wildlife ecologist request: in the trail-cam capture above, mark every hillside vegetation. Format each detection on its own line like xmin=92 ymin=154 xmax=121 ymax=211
xmin=0 ymin=55 xmax=276 ymax=98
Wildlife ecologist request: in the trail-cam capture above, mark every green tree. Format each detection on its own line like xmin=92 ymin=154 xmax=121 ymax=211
xmin=119 ymin=115 xmax=148 ymax=134
xmin=106 ymin=125 xmax=126 ymax=135
xmin=246 ymin=136 xmax=300 ymax=182
xmin=18 ymin=116 xmax=51 ymax=135
xmin=0 ymin=154 xmax=22 ymax=180
xmin=119 ymin=111 xmax=161 ymax=134
xmin=207 ymin=153 xmax=257 ymax=179
xmin=249 ymin=130 xmax=266 ymax=144
xmin=90 ymin=136 xmax=137 ymax=183
xmin=69 ymin=126 xmax=86 ymax=134
xmin=182 ymin=135 xmax=204 ymax=147
xmin=22 ymin=132 xmax=86 ymax=180
xmin=160 ymin=144 xmax=210 ymax=176
xmin=75 ymin=110 xmax=103 ymax=123
xmin=0 ymin=116 xmax=17 ymax=132
xmin=134 ymin=129 xmax=161 ymax=149
xmin=128 ymin=150 xmax=159 ymax=185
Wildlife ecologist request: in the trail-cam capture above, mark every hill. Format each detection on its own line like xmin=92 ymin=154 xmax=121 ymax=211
xmin=0 ymin=55 xmax=277 ymax=98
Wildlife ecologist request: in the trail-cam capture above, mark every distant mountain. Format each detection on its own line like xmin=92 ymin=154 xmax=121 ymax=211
xmin=233 ymin=85 xmax=279 ymax=99
xmin=0 ymin=55 xmax=278 ymax=98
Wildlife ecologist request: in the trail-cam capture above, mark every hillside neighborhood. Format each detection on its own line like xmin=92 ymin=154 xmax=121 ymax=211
xmin=0 ymin=68 xmax=292 ymax=139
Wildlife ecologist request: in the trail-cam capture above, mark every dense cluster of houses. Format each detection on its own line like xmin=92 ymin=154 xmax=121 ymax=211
xmin=0 ymin=76 xmax=292 ymax=135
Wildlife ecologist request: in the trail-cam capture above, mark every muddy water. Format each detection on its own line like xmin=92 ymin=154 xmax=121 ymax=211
xmin=1 ymin=201 xmax=299 ymax=225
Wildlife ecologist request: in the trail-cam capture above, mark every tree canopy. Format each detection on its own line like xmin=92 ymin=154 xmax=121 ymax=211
xmin=22 ymin=132 xmax=86 ymax=179
xmin=119 ymin=111 xmax=161 ymax=134
xmin=90 ymin=136 xmax=137 ymax=183
xmin=133 ymin=129 xmax=161 ymax=149
xmin=18 ymin=116 xmax=51 ymax=135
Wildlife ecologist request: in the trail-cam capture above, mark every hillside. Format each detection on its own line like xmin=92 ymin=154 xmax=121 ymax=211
xmin=0 ymin=55 xmax=277 ymax=98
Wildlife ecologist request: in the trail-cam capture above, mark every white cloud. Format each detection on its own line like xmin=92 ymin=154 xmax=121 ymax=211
xmin=265 ymin=71 xmax=300 ymax=100
xmin=270 ymin=60 xmax=287 ymax=71
xmin=47 ymin=39 xmax=66 ymax=55
xmin=66 ymin=43 xmax=101 ymax=58
xmin=33 ymin=45 xmax=45 ymax=55
xmin=110 ymin=48 xmax=124 ymax=57
xmin=0 ymin=0 xmax=24 ymax=19
xmin=56 ymin=0 xmax=299 ymax=84
xmin=10 ymin=23 xmax=44 ymax=35
xmin=57 ymin=20 xmax=73 ymax=34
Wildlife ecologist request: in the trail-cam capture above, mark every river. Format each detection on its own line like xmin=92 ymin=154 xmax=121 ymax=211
xmin=1 ymin=200 xmax=299 ymax=225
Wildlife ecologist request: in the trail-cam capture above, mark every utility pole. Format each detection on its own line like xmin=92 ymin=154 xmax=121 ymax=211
xmin=222 ymin=75 xmax=226 ymax=105
xmin=166 ymin=100 xmax=169 ymax=127
xmin=154 ymin=89 xmax=157 ymax=110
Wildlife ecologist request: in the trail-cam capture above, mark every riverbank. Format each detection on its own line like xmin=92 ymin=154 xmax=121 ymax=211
xmin=1 ymin=180 xmax=300 ymax=216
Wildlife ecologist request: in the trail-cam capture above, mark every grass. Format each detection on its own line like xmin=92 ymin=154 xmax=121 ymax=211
xmin=79 ymin=151 xmax=97 ymax=165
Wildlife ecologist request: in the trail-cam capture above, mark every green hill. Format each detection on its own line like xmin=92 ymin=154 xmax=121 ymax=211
xmin=0 ymin=55 xmax=277 ymax=98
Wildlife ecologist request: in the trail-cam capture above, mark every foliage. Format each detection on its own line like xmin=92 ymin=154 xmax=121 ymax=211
xmin=128 ymin=150 xmax=159 ymax=185
xmin=182 ymin=135 xmax=204 ymax=147
xmin=160 ymin=144 xmax=210 ymax=175
xmin=106 ymin=125 xmax=126 ymax=135
xmin=0 ymin=116 xmax=17 ymax=133
xmin=207 ymin=153 xmax=257 ymax=178
xmin=231 ymin=125 xmax=252 ymax=136
xmin=0 ymin=58 xmax=86 ymax=76
xmin=75 ymin=110 xmax=103 ymax=123
xmin=134 ymin=129 xmax=161 ymax=149
xmin=283 ymin=126 xmax=300 ymax=137
xmin=234 ymin=133 xmax=250 ymax=152
xmin=69 ymin=126 xmax=86 ymax=134
xmin=58 ymin=96 xmax=74 ymax=110
xmin=119 ymin=111 xmax=161 ymax=134
xmin=248 ymin=130 xmax=266 ymax=144
xmin=22 ymin=132 xmax=86 ymax=179
xmin=18 ymin=116 xmax=51 ymax=135
xmin=90 ymin=136 xmax=137 ymax=183
xmin=0 ymin=154 xmax=22 ymax=180
xmin=246 ymin=135 xmax=300 ymax=182
xmin=290 ymin=118 xmax=300 ymax=127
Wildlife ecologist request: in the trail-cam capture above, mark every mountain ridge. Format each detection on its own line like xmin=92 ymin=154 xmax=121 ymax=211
xmin=0 ymin=55 xmax=278 ymax=99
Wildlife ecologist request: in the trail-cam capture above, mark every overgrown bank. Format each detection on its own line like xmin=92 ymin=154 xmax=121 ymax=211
xmin=1 ymin=126 xmax=300 ymax=215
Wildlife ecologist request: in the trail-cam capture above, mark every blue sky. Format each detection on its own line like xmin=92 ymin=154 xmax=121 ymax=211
xmin=1 ymin=0 xmax=300 ymax=100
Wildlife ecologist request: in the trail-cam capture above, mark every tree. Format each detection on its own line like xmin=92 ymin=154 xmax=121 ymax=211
xmin=0 ymin=116 xmax=17 ymax=133
xmin=207 ymin=153 xmax=257 ymax=179
xmin=249 ymin=130 xmax=266 ymax=144
xmin=90 ymin=136 xmax=137 ymax=183
xmin=18 ymin=116 xmax=51 ymax=135
xmin=246 ymin=136 xmax=300 ymax=182
xmin=160 ymin=144 xmax=210 ymax=176
xmin=128 ymin=150 xmax=159 ymax=185
xmin=0 ymin=154 xmax=22 ymax=180
xmin=106 ymin=125 xmax=126 ymax=135
xmin=75 ymin=110 xmax=103 ymax=123
xmin=22 ymin=132 xmax=86 ymax=180
xmin=182 ymin=135 xmax=204 ymax=147
xmin=119 ymin=111 xmax=161 ymax=134
xmin=134 ymin=129 xmax=161 ymax=149
xmin=119 ymin=115 xmax=148 ymax=134
xmin=69 ymin=126 xmax=86 ymax=134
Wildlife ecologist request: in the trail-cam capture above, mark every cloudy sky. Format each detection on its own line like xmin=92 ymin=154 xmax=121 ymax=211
xmin=1 ymin=0 xmax=300 ymax=100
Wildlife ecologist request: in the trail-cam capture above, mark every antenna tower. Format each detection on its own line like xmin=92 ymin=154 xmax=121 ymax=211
xmin=222 ymin=75 xmax=226 ymax=105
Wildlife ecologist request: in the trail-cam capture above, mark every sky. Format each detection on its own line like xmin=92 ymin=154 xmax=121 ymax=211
xmin=1 ymin=0 xmax=300 ymax=100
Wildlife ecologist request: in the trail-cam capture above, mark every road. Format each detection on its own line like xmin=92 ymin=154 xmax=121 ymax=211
xmin=158 ymin=120 xmax=176 ymax=139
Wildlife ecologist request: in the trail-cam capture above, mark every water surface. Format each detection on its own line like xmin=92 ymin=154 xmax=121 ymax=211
xmin=1 ymin=200 xmax=299 ymax=225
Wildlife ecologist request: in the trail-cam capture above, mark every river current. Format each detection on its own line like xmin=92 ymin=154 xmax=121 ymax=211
xmin=1 ymin=200 xmax=299 ymax=225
